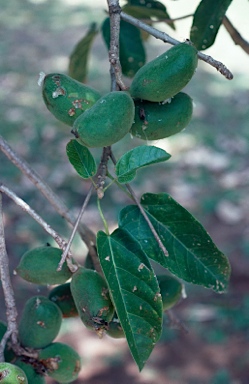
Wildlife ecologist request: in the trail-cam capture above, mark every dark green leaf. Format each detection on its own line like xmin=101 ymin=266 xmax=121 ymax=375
xmin=66 ymin=139 xmax=96 ymax=179
xmin=69 ymin=23 xmax=98 ymax=82
xmin=115 ymin=145 xmax=171 ymax=183
xmin=190 ymin=0 xmax=233 ymax=50
xmin=97 ymin=229 xmax=163 ymax=370
xmin=119 ymin=193 xmax=231 ymax=293
xmin=123 ymin=0 xmax=175 ymax=30
xmin=101 ymin=18 xmax=146 ymax=78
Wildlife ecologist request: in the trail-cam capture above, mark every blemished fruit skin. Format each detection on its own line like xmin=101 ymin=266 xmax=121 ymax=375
xmin=42 ymin=73 xmax=101 ymax=126
xmin=48 ymin=282 xmax=78 ymax=318
xmin=106 ymin=314 xmax=125 ymax=339
xmin=73 ymin=91 xmax=135 ymax=147
xmin=18 ymin=296 xmax=62 ymax=349
xmin=70 ymin=267 xmax=114 ymax=333
xmin=131 ymin=92 xmax=193 ymax=140
xmin=38 ymin=342 xmax=81 ymax=383
xmin=16 ymin=246 xmax=73 ymax=285
xmin=129 ymin=43 xmax=198 ymax=102
xmin=14 ymin=358 xmax=45 ymax=384
xmin=157 ymin=275 xmax=183 ymax=310
xmin=0 ymin=362 xmax=28 ymax=384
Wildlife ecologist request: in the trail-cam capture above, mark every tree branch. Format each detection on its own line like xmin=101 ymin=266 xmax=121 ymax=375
xmin=0 ymin=183 xmax=77 ymax=273
xmin=223 ymin=16 xmax=249 ymax=55
xmin=107 ymin=0 xmax=127 ymax=90
xmin=58 ymin=184 xmax=94 ymax=271
xmin=120 ymin=11 xmax=233 ymax=80
xmin=0 ymin=135 xmax=97 ymax=261
xmin=0 ymin=193 xmax=19 ymax=361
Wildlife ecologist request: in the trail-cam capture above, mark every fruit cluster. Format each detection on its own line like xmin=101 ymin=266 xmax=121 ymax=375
xmin=0 ymin=43 xmax=197 ymax=383
xmin=42 ymin=42 xmax=198 ymax=146
xmin=0 ymin=242 xmax=184 ymax=383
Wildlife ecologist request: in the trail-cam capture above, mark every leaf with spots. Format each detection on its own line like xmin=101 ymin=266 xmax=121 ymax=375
xmin=115 ymin=145 xmax=171 ymax=184
xmin=101 ymin=18 xmax=146 ymax=78
xmin=66 ymin=139 xmax=96 ymax=179
xmin=190 ymin=0 xmax=233 ymax=50
xmin=96 ymin=228 xmax=163 ymax=371
xmin=119 ymin=193 xmax=231 ymax=293
xmin=123 ymin=0 xmax=175 ymax=30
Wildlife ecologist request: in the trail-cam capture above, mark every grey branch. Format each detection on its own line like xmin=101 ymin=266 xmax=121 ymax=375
xmin=120 ymin=11 xmax=233 ymax=80
xmin=58 ymin=185 xmax=94 ymax=271
xmin=107 ymin=0 xmax=127 ymax=90
xmin=0 ymin=193 xmax=19 ymax=361
xmin=0 ymin=183 xmax=77 ymax=272
xmin=223 ymin=16 xmax=249 ymax=55
xmin=0 ymin=135 xmax=97 ymax=261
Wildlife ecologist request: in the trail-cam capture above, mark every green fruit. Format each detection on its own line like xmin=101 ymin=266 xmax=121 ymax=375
xmin=38 ymin=342 xmax=81 ymax=383
xmin=129 ymin=43 xmax=198 ymax=102
xmin=18 ymin=296 xmax=62 ymax=349
xmin=157 ymin=275 xmax=183 ymax=311
xmin=131 ymin=92 xmax=193 ymax=140
xmin=84 ymin=252 xmax=95 ymax=270
xmin=0 ymin=362 xmax=28 ymax=384
xmin=42 ymin=73 xmax=101 ymax=126
xmin=70 ymin=267 xmax=114 ymax=335
xmin=48 ymin=283 xmax=78 ymax=318
xmin=106 ymin=314 xmax=125 ymax=339
xmin=14 ymin=358 xmax=45 ymax=384
xmin=16 ymin=246 xmax=73 ymax=285
xmin=73 ymin=91 xmax=135 ymax=147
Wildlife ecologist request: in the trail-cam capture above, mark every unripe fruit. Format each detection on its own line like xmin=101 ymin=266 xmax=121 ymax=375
xmin=18 ymin=296 xmax=62 ymax=349
xmin=16 ymin=246 xmax=73 ymax=285
xmin=70 ymin=267 xmax=114 ymax=335
xmin=157 ymin=275 xmax=183 ymax=311
xmin=106 ymin=314 xmax=125 ymax=339
xmin=48 ymin=282 xmax=78 ymax=318
xmin=84 ymin=252 xmax=95 ymax=270
xmin=131 ymin=92 xmax=193 ymax=140
xmin=129 ymin=43 xmax=198 ymax=102
xmin=38 ymin=342 xmax=81 ymax=383
xmin=42 ymin=73 xmax=101 ymax=126
xmin=0 ymin=362 xmax=28 ymax=384
xmin=14 ymin=359 xmax=45 ymax=384
xmin=73 ymin=91 xmax=135 ymax=147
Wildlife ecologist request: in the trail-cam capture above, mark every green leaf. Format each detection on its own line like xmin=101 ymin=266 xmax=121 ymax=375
xmin=69 ymin=23 xmax=98 ymax=83
xmin=190 ymin=0 xmax=233 ymax=50
xmin=115 ymin=145 xmax=171 ymax=183
xmin=97 ymin=229 xmax=163 ymax=370
xmin=123 ymin=0 xmax=175 ymax=30
xmin=66 ymin=139 xmax=96 ymax=179
xmin=119 ymin=193 xmax=231 ymax=293
xmin=101 ymin=18 xmax=146 ymax=78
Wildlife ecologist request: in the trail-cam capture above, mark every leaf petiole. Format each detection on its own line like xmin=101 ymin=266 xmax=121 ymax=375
xmin=97 ymin=197 xmax=110 ymax=235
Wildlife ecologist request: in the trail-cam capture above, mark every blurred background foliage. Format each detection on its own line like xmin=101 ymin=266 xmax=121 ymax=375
xmin=0 ymin=0 xmax=249 ymax=383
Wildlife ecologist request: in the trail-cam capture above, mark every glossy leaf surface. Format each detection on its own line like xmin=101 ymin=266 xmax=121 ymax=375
xmin=102 ymin=18 xmax=146 ymax=78
xmin=115 ymin=145 xmax=171 ymax=183
xmin=69 ymin=23 xmax=98 ymax=82
xmin=119 ymin=193 xmax=231 ymax=292
xmin=97 ymin=228 xmax=163 ymax=370
xmin=66 ymin=139 xmax=96 ymax=179
xmin=190 ymin=0 xmax=233 ymax=50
